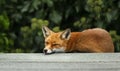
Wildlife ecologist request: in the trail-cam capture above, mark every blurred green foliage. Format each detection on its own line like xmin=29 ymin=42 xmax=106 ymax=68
xmin=0 ymin=0 xmax=120 ymax=53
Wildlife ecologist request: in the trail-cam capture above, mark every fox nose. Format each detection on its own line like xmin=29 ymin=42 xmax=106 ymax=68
xmin=43 ymin=49 xmax=54 ymax=55
xmin=43 ymin=49 xmax=47 ymax=54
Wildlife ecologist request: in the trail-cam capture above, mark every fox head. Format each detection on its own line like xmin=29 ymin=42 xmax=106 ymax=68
xmin=42 ymin=26 xmax=71 ymax=55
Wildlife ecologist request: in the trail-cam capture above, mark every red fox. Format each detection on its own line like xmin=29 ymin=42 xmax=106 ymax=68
xmin=42 ymin=26 xmax=114 ymax=54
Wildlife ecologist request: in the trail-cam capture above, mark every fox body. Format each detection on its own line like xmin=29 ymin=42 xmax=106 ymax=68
xmin=42 ymin=26 xmax=114 ymax=54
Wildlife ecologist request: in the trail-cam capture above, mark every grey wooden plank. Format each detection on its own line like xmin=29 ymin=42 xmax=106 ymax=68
xmin=0 ymin=62 xmax=120 ymax=71
xmin=0 ymin=53 xmax=120 ymax=71
xmin=0 ymin=53 xmax=120 ymax=62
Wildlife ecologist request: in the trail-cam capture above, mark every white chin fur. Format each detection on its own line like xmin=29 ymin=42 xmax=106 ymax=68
xmin=47 ymin=49 xmax=53 ymax=53
xmin=53 ymin=47 xmax=65 ymax=53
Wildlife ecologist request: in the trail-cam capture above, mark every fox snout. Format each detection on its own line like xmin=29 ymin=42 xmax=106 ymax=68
xmin=43 ymin=48 xmax=54 ymax=55
xmin=43 ymin=47 xmax=65 ymax=55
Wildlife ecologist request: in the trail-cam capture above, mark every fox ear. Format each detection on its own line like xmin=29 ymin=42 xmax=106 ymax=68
xmin=42 ymin=26 xmax=53 ymax=38
xmin=60 ymin=29 xmax=71 ymax=40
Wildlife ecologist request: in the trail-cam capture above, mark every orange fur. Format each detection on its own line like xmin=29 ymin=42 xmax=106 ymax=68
xmin=42 ymin=27 xmax=114 ymax=54
xmin=66 ymin=29 xmax=114 ymax=52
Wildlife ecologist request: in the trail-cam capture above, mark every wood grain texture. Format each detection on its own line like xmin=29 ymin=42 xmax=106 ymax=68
xmin=0 ymin=53 xmax=120 ymax=71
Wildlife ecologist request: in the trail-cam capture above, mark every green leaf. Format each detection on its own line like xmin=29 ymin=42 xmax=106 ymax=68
xmin=49 ymin=10 xmax=62 ymax=24
xmin=21 ymin=26 xmax=30 ymax=32
xmin=32 ymin=0 xmax=41 ymax=10
xmin=21 ymin=2 xmax=30 ymax=13
xmin=106 ymin=13 xmax=112 ymax=23
xmin=80 ymin=17 xmax=86 ymax=23
xmin=65 ymin=8 xmax=71 ymax=19
xmin=46 ymin=0 xmax=53 ymax=7
xmin=43 ymin=20 xmax=49 ymax=26
xmin=52 ymin=26 xmax=60 ymax=32
xmin=36 ymin=9 xmax=47 ymax=18
xmin=94 ymin=6 xmax=101 ymax=13
xmin=73 ymin=21 xmax=81 ymax=27
xmin=75 ymin=6 xmax=80 ymax=13
xmin=0 ymin=0 xmax=5 ymax=5
xmin=31 ymin=18 xmax=37 ymax=23
xmin=15 ymin=48 xmax=23 ymax=53
xmin=119 ymin=1 xmax=120 ymax=8
xmin=0 ymin=13 xmax=10 ymax=30
xmin=95 ymin=21 xmax=104 ymax=28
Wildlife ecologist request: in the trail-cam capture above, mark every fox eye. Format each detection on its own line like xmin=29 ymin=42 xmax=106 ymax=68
xmin=45 ymin=42 xmax=49 ymax=45
xmin=52 ymin=43 xmax=59 ymax=46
